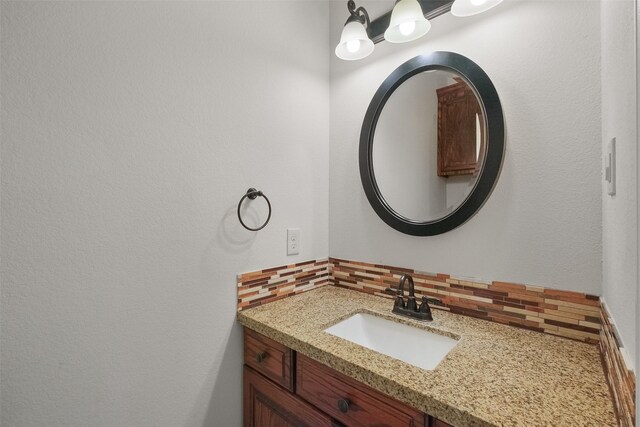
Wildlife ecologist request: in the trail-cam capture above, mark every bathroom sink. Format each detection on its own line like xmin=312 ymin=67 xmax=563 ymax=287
xmin=324 ymin=313 xmax=458 ymax=371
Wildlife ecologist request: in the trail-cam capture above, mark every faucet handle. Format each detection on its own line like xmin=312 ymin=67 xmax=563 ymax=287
xmin=424 ymin=296 xmax=443 ymax=306
xmin=416 ymin=296 xmax=434 ymax=321
xmin=418 ymin=296 xmax=442 ymax=313
xmin=394 ymin=294 xmax=406 ymax=310
xmin=418 ymin=296 xmax=430 ymax=313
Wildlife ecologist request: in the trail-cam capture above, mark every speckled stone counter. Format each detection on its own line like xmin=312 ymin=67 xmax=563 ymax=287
xmin=237 ymin=286 xmax=617 ymax=427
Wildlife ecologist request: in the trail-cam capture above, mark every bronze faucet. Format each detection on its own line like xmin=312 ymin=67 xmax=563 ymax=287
xmin=389 ymin=274 xmax=441 ymax=321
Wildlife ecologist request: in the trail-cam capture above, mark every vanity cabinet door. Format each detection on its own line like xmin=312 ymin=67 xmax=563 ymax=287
xmin=296 ymin=354 xmax=427 ymax=427
xmin=244 ymin=366 xmax=334 ymax=427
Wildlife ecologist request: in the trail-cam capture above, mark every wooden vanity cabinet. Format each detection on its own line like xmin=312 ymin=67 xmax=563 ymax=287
xmin=243 ymin=328 xmax=453 ymax=427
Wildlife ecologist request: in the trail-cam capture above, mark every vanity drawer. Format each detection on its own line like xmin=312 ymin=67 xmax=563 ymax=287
xmin=296 ymin=354 xmax=427 ymax=427
xmin=244 ymin=328 xmax=293 ymax=391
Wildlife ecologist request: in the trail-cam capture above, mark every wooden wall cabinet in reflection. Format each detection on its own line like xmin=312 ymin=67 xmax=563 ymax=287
xmin=437 ymin=79 xmax=484 ymax=177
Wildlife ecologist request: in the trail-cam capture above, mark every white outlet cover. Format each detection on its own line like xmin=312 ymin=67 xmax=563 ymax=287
xmin=287 ymin=228 xmax=300 ymax=256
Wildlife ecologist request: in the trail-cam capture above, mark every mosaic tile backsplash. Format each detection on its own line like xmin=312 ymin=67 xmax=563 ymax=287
xmin=600 ymin=303 xmax=636 ymax=427
xmin=236 ymin=259 xmax=329 ymax=311
xmin=330 ymin=257 xmax=602 ymax=344
xmin=238 ymin=257 xmax=602 ymax=342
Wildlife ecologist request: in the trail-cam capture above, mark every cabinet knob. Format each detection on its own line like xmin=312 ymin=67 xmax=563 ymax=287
xmin=255 ymin=351 xmax=267 ymax=363
xmin=337 ymin=398 xmax=350 ymax=413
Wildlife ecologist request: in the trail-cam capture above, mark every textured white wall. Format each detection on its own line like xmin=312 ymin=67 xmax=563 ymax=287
xmin=0 ymin=2 xmax=329 ymax=426
xmin=601 ymin=0 xmax=638 ymax=369
xmin=330 ymin=0 xmax=603 ymax=294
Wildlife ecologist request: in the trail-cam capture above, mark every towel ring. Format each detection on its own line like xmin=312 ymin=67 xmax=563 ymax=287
xmin=237 ymin=188 xmax=271 ymax=231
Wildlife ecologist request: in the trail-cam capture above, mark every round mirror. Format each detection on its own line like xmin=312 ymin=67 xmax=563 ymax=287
xmin=360 ymin=52 xmax=504 ymax=236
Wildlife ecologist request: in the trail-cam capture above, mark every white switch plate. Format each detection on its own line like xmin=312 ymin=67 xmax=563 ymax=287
xmin=605 ymin=138 xmax=616 ymax=196
xmin=287 ymin=228 xmax=300 ymax=256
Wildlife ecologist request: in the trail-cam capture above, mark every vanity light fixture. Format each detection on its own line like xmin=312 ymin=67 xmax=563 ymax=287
xmin=450 ymin=0 xmax=504 ymax=17
xmin=384 ymin=0 xmax=431 ymax=44
xmin=335 ymin=0 xmax=505 ymax=60
xmin=335 ymin=0 xmax=375 ymax=61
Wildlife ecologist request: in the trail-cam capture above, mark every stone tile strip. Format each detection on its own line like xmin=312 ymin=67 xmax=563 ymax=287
xmin=329 ymin=257 xmax=602 ymax=344
xmin=600 ymin=302 xmax=636 ymax=427
xmin=237 ymin=258 xmax=329 ymax=311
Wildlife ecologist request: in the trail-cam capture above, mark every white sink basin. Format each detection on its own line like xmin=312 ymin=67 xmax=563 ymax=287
xmin=324 ymin=313 xmax=458 ymax=371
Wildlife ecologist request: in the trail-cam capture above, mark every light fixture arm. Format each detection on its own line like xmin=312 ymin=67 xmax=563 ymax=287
xmin=346 ymin=0 xmax=371 ymax=27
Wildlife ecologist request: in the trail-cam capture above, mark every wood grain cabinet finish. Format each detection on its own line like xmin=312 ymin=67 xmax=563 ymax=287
xmin=436 ymin=80 xmax=483 ymax=178
xmin=244 ymin=366 xmax=335 ymax=427
xmin=296 ymin=354 xmax=427 ymax=427
xmin=244 ymin=328 xmax=294 ymax=391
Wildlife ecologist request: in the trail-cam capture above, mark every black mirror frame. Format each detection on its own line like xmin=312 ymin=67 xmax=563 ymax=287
xmin=359 ymin=52 xmax=505 ymax=236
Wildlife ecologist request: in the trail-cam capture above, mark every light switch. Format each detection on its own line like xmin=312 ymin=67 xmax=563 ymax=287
xmin=605 ymin=138 xmax=616 ymax=196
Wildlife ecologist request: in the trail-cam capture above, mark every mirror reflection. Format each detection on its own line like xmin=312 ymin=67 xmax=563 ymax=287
xmin=372 ymin=70 xmax=486 ymax=222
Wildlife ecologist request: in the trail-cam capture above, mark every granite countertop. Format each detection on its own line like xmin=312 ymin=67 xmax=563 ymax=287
xmin=237 ymin=286 xmax=617 ymax=427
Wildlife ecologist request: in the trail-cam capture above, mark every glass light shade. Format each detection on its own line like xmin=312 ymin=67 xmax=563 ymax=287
xmin=335 ymin=20 xmax=374 ymax=60
xmin=451 ymin=0 xmax=504 ymax=17
xmin=384 ymin=0 xmax=431 ymax=44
